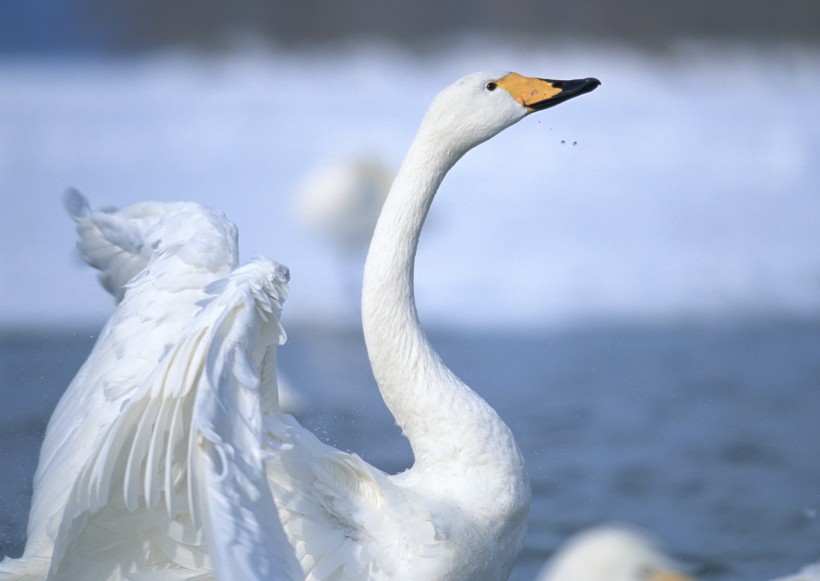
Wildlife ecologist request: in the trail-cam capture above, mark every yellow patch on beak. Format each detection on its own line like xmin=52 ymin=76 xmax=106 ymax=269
xmin=495 ymin=72 xmax=601 ymax=112
xmin=652 ymin=570 xmax=695 ymax=581
xmin=495 ymin=73 xmax=563 ymax=110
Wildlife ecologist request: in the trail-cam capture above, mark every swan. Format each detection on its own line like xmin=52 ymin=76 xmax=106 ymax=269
xmin=770 ymin=562 xmax=820 ymax=581
xmin=294 ymin=156 xmax=392 ymax=254
xmin=2 ymin=70 xmax=599 ymax=580
xmin=534 ymin=525 xmax=694 ymax=581
xmin=293 ymin=156 xmax=393 ymax=315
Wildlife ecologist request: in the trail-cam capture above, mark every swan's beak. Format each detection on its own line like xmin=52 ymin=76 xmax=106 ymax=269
xmin=652 ymin=570 xmax=695 ymax=581
xmin=496 ymin=73 xmax=601 ymax=112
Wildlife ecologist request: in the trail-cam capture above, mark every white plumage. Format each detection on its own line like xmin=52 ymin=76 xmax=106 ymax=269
xmin=294 ymin=157 xmax=392 ymax=254
xmin=293 ymin=156 xmax=393 ymax=316
xmin=48 ymin=258 xmax=298 ymax=580
xmin=0 ymin=198 xmax=241 ymax=580
xmin=770 ymin=562 xmax=820 ymax=581
xmin=1 ymin=70 xmax=599 ymax=580
xmin=535 ymin=526 xmax=693 ymax=581
xmin=62 ymin=189 xmax=304 ymax=413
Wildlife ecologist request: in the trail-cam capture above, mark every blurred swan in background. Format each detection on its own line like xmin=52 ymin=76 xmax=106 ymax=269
xmin=1 ymin=70 xmax=599 ymax=579
xmin=293 ymin=156 xmax=392 ymax=254
xmin=770 ymin=561 xmax=820 ymax=581
xmin=535 ymin=525 xmax=693 ymax=581
xmin=293 ymin=156 xmax=393 ymax=313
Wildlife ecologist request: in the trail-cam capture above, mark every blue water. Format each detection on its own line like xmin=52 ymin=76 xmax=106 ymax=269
xmin=1 ymin=320 xmax=819 ymax=579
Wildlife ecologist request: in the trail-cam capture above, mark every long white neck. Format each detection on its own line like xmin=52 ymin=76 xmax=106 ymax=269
xmin=361 ymin=127 xmax=526 ymax=491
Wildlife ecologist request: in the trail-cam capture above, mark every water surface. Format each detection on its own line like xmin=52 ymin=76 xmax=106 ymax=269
xmin=2 ymin=320 xmax=818 ymax=579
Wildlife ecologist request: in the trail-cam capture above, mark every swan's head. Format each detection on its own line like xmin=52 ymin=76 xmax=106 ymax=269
xmin=537 ymin=526 xmax=694 ymax=581
xmin=420 ymin=71 xmax=600 ymax=154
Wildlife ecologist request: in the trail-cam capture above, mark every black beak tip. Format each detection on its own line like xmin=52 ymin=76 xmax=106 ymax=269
xmin=559 ymin=77 xmax=601 ymax=94
xmin=529 ymin=76 xmax=602 ymax=111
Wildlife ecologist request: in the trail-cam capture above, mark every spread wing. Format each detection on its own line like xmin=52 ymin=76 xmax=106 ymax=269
xmin=191 ymin=260 xmax=300 ymax=580
xmin=45 ymin=254 xmax=444 ymax=580
xmin=20 ymin=198 xmax=240 ymax=567
xmin=47 ymin=258 xmax=301 ymax=580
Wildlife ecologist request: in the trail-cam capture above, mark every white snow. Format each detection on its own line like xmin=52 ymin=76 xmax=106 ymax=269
xmin=1 ymin=41 xmax=818 ymax=329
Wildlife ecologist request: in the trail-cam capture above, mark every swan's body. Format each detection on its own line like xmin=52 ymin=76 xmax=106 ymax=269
xmin=535 ymin=526 xmax=693 ymax=581
xmin=1 ymin=71 xmax=599 ymax=580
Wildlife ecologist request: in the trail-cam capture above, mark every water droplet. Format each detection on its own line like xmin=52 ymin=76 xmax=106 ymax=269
xmin=561 ymin=140 xmax=566 ymax=145
xmin=573 ymin=141 xmax=578 ymax=146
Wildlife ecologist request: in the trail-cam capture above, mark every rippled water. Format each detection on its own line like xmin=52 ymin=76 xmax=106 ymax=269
xmin=2 ymin=320 xmax=819 ymax=579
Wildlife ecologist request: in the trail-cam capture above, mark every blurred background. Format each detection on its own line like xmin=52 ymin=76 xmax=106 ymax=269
xmin=3 ymin=0 xmax=820 ymax=53
xmin=1 ymin=1 xmax=819 ymax=580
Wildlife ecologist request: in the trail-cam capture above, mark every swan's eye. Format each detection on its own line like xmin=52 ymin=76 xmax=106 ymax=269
xmin=485 ymin=82 xmax=497 ymax=92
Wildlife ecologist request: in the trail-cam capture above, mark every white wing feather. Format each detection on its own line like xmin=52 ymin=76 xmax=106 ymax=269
xmin=13 ymin=197 xmax=239 ymax=574
xmin=41 ymin=251 xmax=445 ymax=580
xmin=192 ymin=275 xmax=302 ymax=580
xmin=17 ymin=197 xmax=445 ymax=581
xmin=65 ymin=189 xmax=240 ymax=303
xmin=47 ymin=258 xmax=300 ymax=580
xmin=261 ymin=411 xmax=446 ymax=579
xmin=65 ymin=189 xmax=167 ymax=303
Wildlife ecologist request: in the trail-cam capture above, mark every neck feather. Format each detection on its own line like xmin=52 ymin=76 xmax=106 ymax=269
xmin=361 ymin=131 xmax=523 ymax=483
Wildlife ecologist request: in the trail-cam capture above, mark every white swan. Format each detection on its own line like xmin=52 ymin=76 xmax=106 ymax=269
xmin=535 ymin=525 xmax=694 ymax=581
xmin=770 ymin=562 xmax=820 ymax=581
xmin=293 ymin=156 xmax=393 ymax=315
xmin=2 ymin=70 xmax=599 ymax=580
xmin=294 ymin=156 xmax=392 ymax=254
